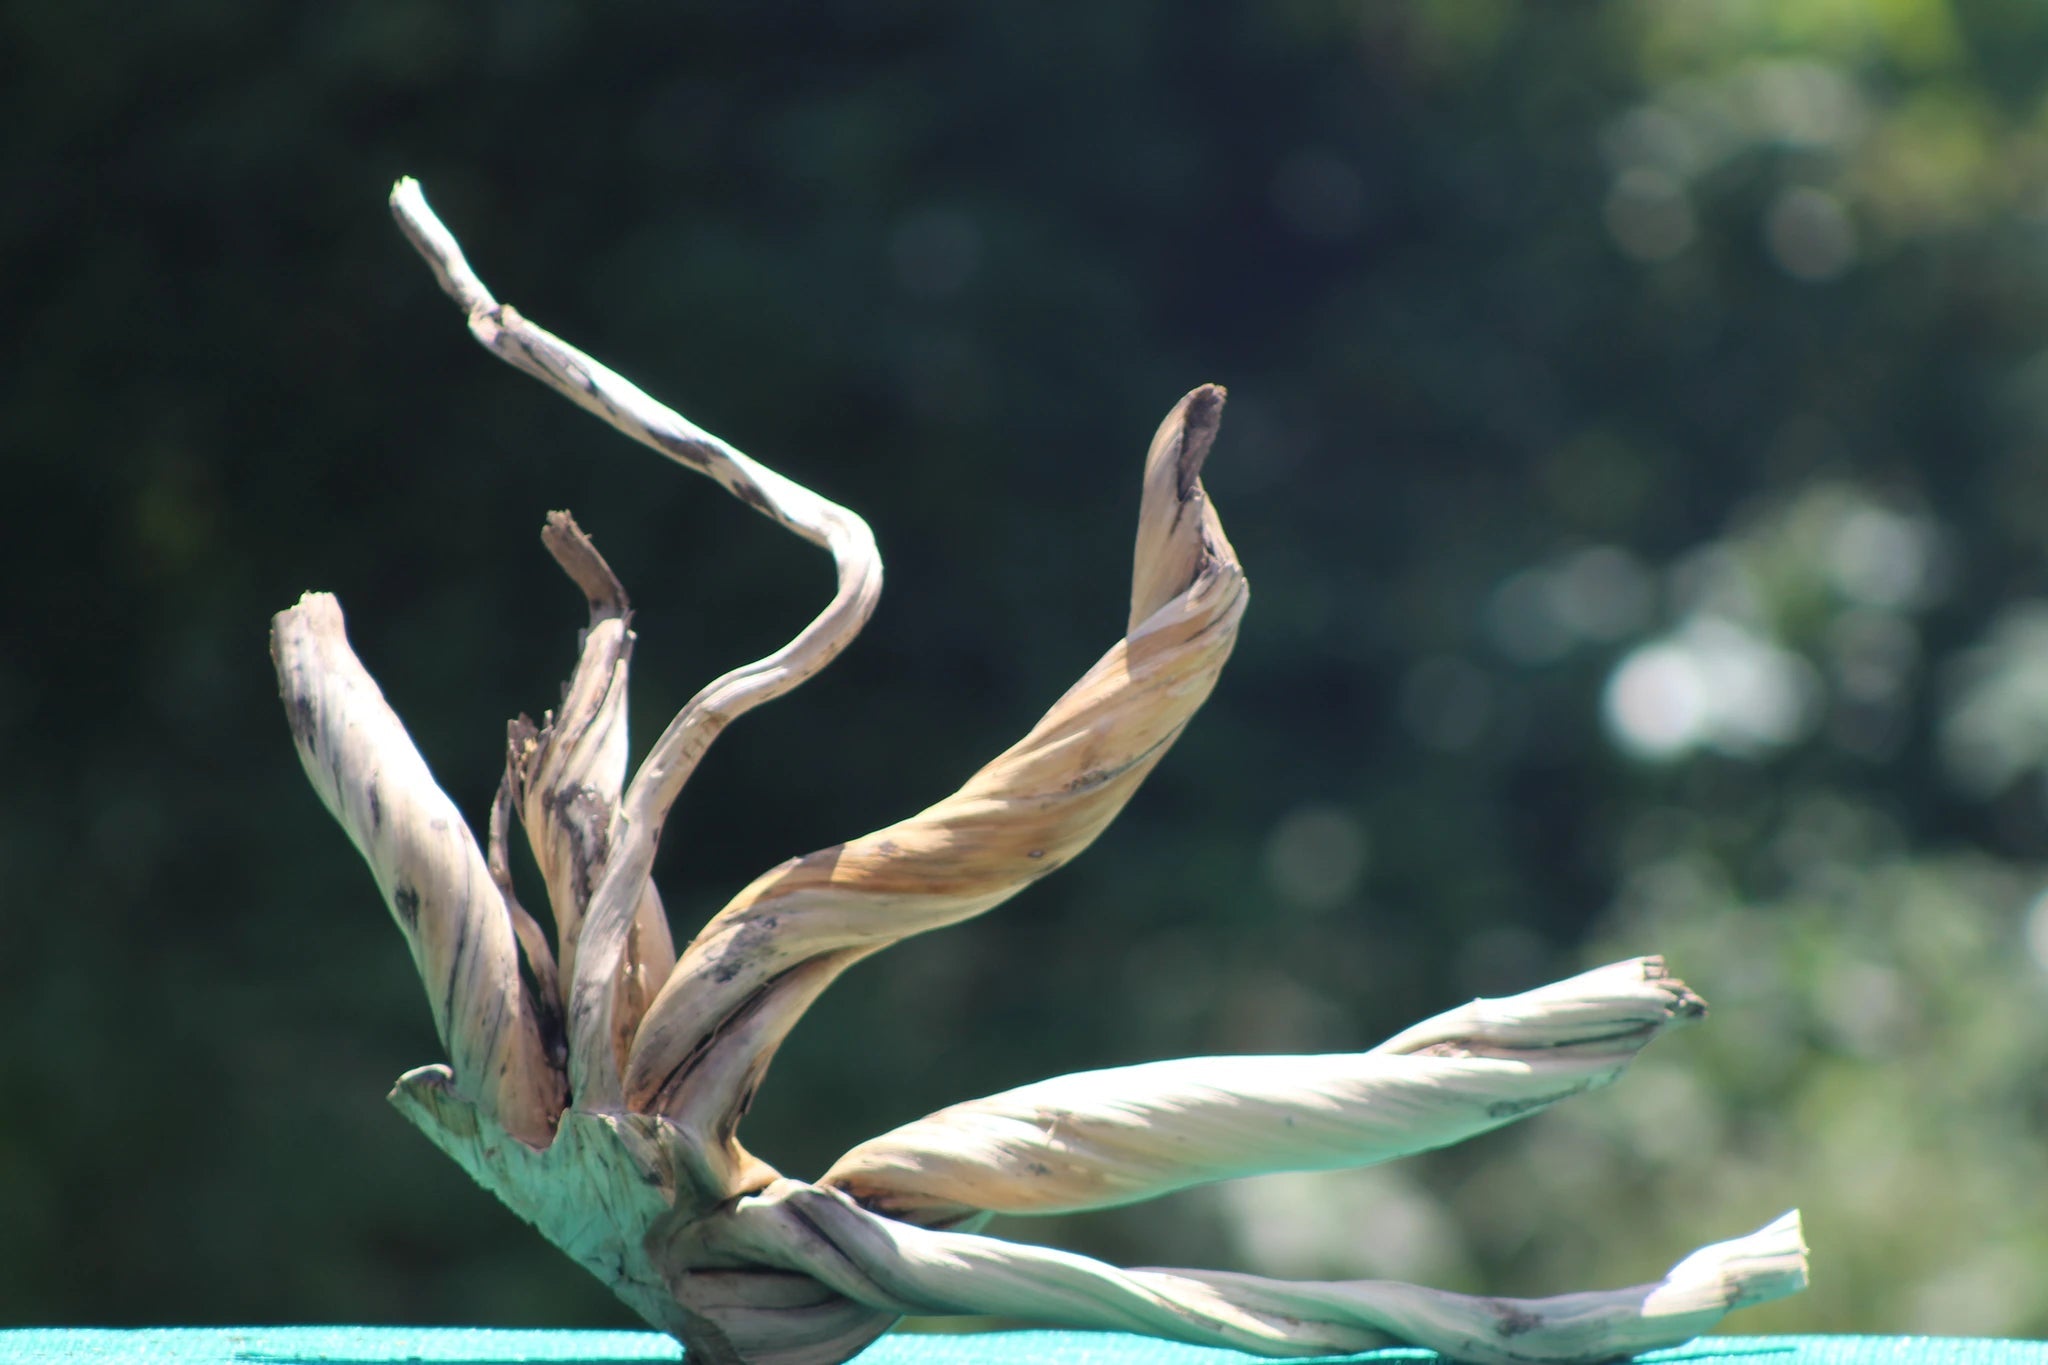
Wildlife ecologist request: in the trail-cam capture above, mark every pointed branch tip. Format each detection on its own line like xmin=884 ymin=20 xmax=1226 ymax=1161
xmin=1176 ymin=385 xmax=1226 ymax=497
xmin=541 ymin=511 xmax=630 ymax=623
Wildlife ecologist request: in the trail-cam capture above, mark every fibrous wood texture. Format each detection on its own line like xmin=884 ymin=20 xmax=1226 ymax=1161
xmin=269 ymin=178 xmax=1807 ymax=1365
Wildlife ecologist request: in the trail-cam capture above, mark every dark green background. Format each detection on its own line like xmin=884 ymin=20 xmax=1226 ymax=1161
xmin=9 ymin=0 xmax=2048 ymax=1340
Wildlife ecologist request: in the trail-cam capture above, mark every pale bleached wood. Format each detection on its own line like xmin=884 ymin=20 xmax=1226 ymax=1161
xmin=505 ymin=513 xmax=635 ymax=984
xmin=272 ymin=593 xmax=563 ymax=1146
xmin=820 ymin=957 xmax=1701 ymax=1225
xmin=620 ymin=386 xmax=1247 ymax=1196
xmin=269 ymin=177 xmax=1810 ymax=1365
xmin=1154 ymin=1211 xmax=1807 ymax=1363
xmin=389 ymin=179 xmax=883 ymax=1110
xmin=388 ymin=1066 xmax=893 ymax=1365
xmin=699 ymin=1179 xmax=1804 ymax=1365
xmin=502 ymin=513 xmax=676 ymax=1076
xmin=377 ymin=964 xmax=1801 ymax=1365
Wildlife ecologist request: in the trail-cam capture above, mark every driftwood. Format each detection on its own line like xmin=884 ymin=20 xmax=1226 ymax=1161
xmin=269 ymin=178 xmax=1807 ymax=1365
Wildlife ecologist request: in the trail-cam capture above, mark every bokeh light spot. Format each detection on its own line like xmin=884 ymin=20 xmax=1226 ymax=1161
xmin=1766 ymin=186 xmax=1857 ymax=281
xmin=1263 ymin=803 xmax=1370 ymax=913
xmin=1605 ymin=168 xmax=1696 ymax=262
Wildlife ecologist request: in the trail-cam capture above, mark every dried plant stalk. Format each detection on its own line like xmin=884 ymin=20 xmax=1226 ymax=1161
xmin=270 ymin=178 xmax=1807 ymax=1365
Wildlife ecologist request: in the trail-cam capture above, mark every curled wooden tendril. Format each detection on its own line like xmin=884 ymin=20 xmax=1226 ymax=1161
xmin=268 ymin=178 xmax=1807 ymax=1365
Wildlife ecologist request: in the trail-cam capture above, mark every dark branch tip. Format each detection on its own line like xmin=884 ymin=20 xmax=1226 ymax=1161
xmin=1174 ymin=384 xmax=1226 ymax=501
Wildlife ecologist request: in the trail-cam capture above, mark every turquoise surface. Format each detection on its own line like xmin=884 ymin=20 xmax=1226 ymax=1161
xmin=0 ymin=1333 xmax=2043 ymax=1365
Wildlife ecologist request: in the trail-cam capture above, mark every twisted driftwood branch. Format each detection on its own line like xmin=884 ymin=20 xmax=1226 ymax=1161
xmin=392 ymin=177 xmax=886 ymax=1114
xmin=272 ymin=592 xmax=564 ymax=1147
xmin=269 ymin=178 xmax=1807 ymax=1365
xmin=820 ymin=959 xmax=1705 ymax=1225
xmin=704 ymin=1184 xmax=1805 ymax=1365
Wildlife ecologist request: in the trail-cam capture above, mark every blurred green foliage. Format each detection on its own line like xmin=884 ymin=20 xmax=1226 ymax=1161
xmin=8 ymin=0 xmax=2048 ymax=1341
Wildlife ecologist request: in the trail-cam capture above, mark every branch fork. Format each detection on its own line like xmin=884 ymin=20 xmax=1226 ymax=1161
xmin=269 ymin=178 xmax=1807 ymax=1365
